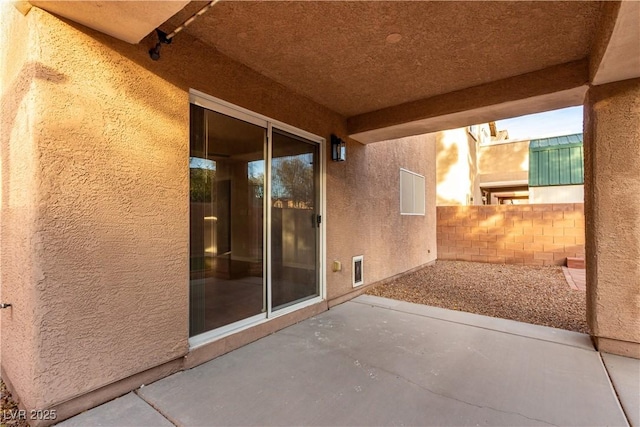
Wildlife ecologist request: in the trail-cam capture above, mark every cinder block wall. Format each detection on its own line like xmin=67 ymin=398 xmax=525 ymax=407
xmin=437 ymin=204 xmax=585 ymax=266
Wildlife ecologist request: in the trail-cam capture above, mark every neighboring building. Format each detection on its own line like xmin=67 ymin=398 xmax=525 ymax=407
xmin=528 ymin=134 xmax=585 ymax=203
xmin=435 ymin=125 xmax=485 ymax=206
xmin=437 ymin=128 xmax=585 ymax=205
xmin=477 ymin=134 xmax=531 ymax=205
xmin=1 ymin=1 xmax=639 ymax=424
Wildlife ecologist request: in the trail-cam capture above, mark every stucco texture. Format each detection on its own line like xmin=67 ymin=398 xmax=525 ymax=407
xmin=2 ymin=8 xmax=190 ymax=409
xmin=55 ymin=12 xmax=437 ymax=308
xmin=1 ymin=6 xmax=438 ymax=411
xmin=584 ymin=78 xmax=640 ymax=355
xmin=0 ymin=3 xmax=42 ymax=408
xmin=478 ymin=140 xmax=530 ymax=178
xmin=168 ymin=1 xmax=601 ymax=117
xmin=326 ymin=134 xmax=437 ymax=300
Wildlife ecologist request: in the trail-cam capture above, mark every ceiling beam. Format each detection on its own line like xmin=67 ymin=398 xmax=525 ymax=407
xmin=28 ymin=1 xmax=190 ymax=44
xmin=590 ymin=1 xmax=640 ymax=86
xmin=348 ymin=60 xmax=589 ymax=144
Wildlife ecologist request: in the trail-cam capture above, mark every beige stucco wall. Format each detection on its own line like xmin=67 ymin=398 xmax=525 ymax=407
xmin=584 ymin=78 xmax=640 ymax=357
xmin=478 ymin=140 xmax=530 ymax=178
xmin=1 ymin=6 xmax=437 ymax=410
xmin=1 ymin=6 xmax=191 ymax=409
xmin=529 ymin=185 xmax=584 ymax=204
xmin=0 ymin=3 xmax=41 ymax=404
xmin=327 ymin=134 xmax=437 ymax=300
xmin=478 ymin=171 xmax=529 ymax=186
xmin=436 ymin=128 xmax=481 ymax=206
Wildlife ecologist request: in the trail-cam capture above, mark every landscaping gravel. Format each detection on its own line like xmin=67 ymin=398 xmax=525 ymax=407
xmin=367 ymin=260 xmax=588 ymax=334
xmin=1 ymin=379 xmax=29 ymax=427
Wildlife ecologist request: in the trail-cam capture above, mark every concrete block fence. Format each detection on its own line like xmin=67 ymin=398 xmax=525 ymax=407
xmin=437 ymin=204 xmax=585 ymax=266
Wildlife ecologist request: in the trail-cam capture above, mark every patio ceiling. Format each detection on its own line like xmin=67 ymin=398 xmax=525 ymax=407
xmin=164 ymin=1 xmax=602 ymax=118
xmin=26 ymin=1 xmax=640 ymax=142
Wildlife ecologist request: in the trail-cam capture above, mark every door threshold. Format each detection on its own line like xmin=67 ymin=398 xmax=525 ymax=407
xmin=188 ymin=296 xmax=323 ymax=350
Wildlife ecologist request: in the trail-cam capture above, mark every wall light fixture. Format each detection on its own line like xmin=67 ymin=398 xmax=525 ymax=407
xmin=331 ymin=134 xmax=346 ymax=162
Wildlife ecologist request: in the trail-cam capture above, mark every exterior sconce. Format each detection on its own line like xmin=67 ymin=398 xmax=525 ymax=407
xmin=331 ymin=134 xmax=346 ymax=162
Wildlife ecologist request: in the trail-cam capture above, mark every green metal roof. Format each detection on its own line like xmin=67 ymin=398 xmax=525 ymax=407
xmin=529 ymin=133 xmax=583 ymax=149
xmin=529 ymin=133 xmax=584 ymax=187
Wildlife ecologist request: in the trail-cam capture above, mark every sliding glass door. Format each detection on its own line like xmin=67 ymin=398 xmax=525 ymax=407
xmin=189 ymin=96 xmax=322 ymax=340
xmin=189 ymin=105 xmax=267 ymax=336
xmin=271 ymin=130 xmax=320 ymax=311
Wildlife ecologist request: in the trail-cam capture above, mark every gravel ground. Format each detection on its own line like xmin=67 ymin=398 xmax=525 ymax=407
xmin=1 ymin=379 xmax=29 ymax=427
xmin=367 ymin=260 xmax=588 ymax=334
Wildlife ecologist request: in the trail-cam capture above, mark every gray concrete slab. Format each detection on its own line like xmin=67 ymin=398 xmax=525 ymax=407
xmin=135 ymin=297 xmax=627 ymax=426
xmin=602 ymin=352 xmax=640 ymax=426
xmin=55 ymin=392 xmax=173 ymax=427
xmin=355 ymin=294 xmax=595 ymax=351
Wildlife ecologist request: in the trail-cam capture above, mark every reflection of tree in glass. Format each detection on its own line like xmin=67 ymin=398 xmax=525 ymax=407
xmin=273 ymin=155 xmax=313 ymax=207
xmin=249 ymin=173 xmax=264 ymax=199
xmin=248 ymin=161 xmax=265 ymax=199
xmin=190 ymin=168 xmax=216 ymax=202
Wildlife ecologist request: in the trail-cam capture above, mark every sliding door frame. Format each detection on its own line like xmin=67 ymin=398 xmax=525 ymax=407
xmin=188 ymin=89 xmax=326 ymax=349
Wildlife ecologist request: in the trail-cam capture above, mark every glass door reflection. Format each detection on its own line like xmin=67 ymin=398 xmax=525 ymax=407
xmin=270 ymin=129 xmax=320 ymax=310
xmin=189 ymin=105 xmax=266 ymax=336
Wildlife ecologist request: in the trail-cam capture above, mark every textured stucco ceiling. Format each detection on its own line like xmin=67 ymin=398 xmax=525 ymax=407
xmin=165 ymin=1 xmax=603 ymax=117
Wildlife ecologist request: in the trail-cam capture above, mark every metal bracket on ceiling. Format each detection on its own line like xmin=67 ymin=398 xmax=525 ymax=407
xmin=149 ymin=29 xmax=171 ymax=61
xmin=148 ymin=0 xmax=221 ymax=61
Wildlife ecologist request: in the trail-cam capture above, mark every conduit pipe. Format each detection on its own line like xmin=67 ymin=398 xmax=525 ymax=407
xmin=149 ymin=0 xmax=222 ymax=60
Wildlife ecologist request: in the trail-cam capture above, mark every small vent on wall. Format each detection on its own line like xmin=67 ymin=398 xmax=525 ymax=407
xmin=353 ymin=255 xmax=364 ymax=287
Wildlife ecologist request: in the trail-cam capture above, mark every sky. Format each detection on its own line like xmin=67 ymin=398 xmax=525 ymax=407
xmin=494 ymin=106 xmax=583 ymax=141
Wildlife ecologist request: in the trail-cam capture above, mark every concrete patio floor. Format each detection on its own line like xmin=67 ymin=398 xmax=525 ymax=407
xmin=58 ymin=295 xmax=638 ymax=426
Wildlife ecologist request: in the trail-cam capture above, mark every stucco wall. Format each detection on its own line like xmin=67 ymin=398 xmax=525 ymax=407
xmin=0 ymin=3 xmax=42 ymax=406
xmin=478 ymin=141 xmax=529 ymax=182
xmin=478 ymin=171 xmax=529 ymax=185
xmin=327 ymin=134 xmax=437 ymax=300
xmin=436 ymin=128 xmax=480 ymax=205
xmin=529 ymin=185 xmax=584 ymax=204
xmin=0 ymin=7 xmax=192 ymax=409
xmin=584 ymin=78 xmax=640 ymax=357
xmin=1 ymin=6 xmax=437 ymax=410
